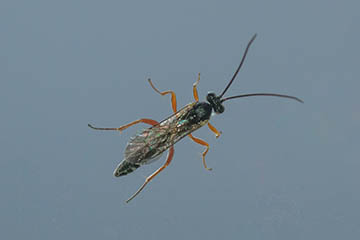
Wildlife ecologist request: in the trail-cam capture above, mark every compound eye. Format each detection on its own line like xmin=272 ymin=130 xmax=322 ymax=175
xmin=206 ymin=92 xmax=216 ymax=102
xmin=215 ymin=105 xmax=225 ymax=114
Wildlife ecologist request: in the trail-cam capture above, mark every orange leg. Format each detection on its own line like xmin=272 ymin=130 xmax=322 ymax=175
xmin=88 ymin=118 xmax=159 ymax=132
xmin=188 ymin=133 xmax=212 ymax=171
xmin=126 ymin=146 xmax=175 ymax=203
xmin=148 ymin=78 xmax=177 ymax=113
xmin=193 ymin=73 xmax=201 ymax=102
xmin=207 ymin=122 xmax=222 ymax=138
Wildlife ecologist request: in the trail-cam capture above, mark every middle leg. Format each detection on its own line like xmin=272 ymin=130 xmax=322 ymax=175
xmin=188 ymin=133 xmax=212 ymax=171
xmin=148 ymin=79 xmax=177 ymax=113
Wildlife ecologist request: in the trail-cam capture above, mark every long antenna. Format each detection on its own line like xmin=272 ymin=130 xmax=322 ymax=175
xmin=219 ymin=34 xmax=257 ymax=98
xmin=221 ymin=93 xmax=303 ymax=103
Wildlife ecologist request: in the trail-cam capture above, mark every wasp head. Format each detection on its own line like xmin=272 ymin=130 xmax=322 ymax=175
xmin=206 ymin=92 xmax=225 ymax=114
xmin=208 ymin=34 xmax=302 ymax=113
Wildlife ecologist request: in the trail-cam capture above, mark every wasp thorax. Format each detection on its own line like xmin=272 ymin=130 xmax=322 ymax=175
xmin=206 ymin=92 xmax=225 ymax=114
xmin=187 ymin=102 xmax=212 ymax=124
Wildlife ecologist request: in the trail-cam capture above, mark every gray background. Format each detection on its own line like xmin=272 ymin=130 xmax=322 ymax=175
xmin=1 ymin=0 xmax=359 ymax=239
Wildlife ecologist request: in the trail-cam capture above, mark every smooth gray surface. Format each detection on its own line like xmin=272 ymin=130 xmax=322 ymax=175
xmin=1 ymin=0 xmax=359 ymax=239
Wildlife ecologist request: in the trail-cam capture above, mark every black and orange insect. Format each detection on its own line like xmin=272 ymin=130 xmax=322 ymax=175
xmin=88 ymin=34 xmax=303 ymax=203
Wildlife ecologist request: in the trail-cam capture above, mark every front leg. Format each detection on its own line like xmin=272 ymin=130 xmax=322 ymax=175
xmin=207 ymin=122 xmax=222 ymax=138
xmin=193 ymin=73 xmax=201 ymax=102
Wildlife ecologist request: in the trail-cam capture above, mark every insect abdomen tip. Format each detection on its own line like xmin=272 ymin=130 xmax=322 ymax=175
xmin=113 ymin=161 xmax=140 ymax=177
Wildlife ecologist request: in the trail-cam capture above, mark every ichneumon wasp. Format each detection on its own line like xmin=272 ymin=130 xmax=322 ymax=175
xmin=88 ymin=34 xmax=303 ymax=203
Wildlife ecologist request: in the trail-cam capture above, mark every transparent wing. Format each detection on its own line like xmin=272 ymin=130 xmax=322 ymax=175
xmin=124 ymin=126 xmax=171 ymax=165
xmin=122 ymin=102 xmax=199 ymax=166
xmin=142 ymin=152 xmax=163 ymax=165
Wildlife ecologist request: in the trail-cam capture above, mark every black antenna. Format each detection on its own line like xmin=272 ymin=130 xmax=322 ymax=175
xmin=219 ymin=34 xmax=257 ymax=98
xmin=221 ymin=93 xmax=303 ymax=103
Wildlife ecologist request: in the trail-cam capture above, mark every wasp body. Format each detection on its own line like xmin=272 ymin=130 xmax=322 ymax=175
xmin=114 ymin=102 xmax=209 ymax=177
xmin=88 ymin=34 xmax=303 ymax=203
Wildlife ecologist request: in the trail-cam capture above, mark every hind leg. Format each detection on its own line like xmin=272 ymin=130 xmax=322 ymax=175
xmin=88 ymin=118 xmax=159 ymax=132
xmin=126 ymin=146 xmax=175 ymax=203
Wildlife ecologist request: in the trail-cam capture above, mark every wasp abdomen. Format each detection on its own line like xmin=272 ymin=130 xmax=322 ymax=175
xmin=113 ymin=160 xmax=140 ymax=177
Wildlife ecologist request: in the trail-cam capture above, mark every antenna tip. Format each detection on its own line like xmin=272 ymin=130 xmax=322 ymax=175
xmin=297 ymin=98 xmax=304 ymax=104
xmin=250 ymin=33 xmax=257 ymax=42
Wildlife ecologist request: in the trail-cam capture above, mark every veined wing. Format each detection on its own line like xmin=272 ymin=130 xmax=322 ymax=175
xmin=123 ymin=102 xmax=199 ymax=165
xmin=114 ymin=102 xmax=209 ymax=177
xmin=113 ymin=125 xmax=171 ymax=177
xmin=124 ymin=125 xmax=171 ymax=165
